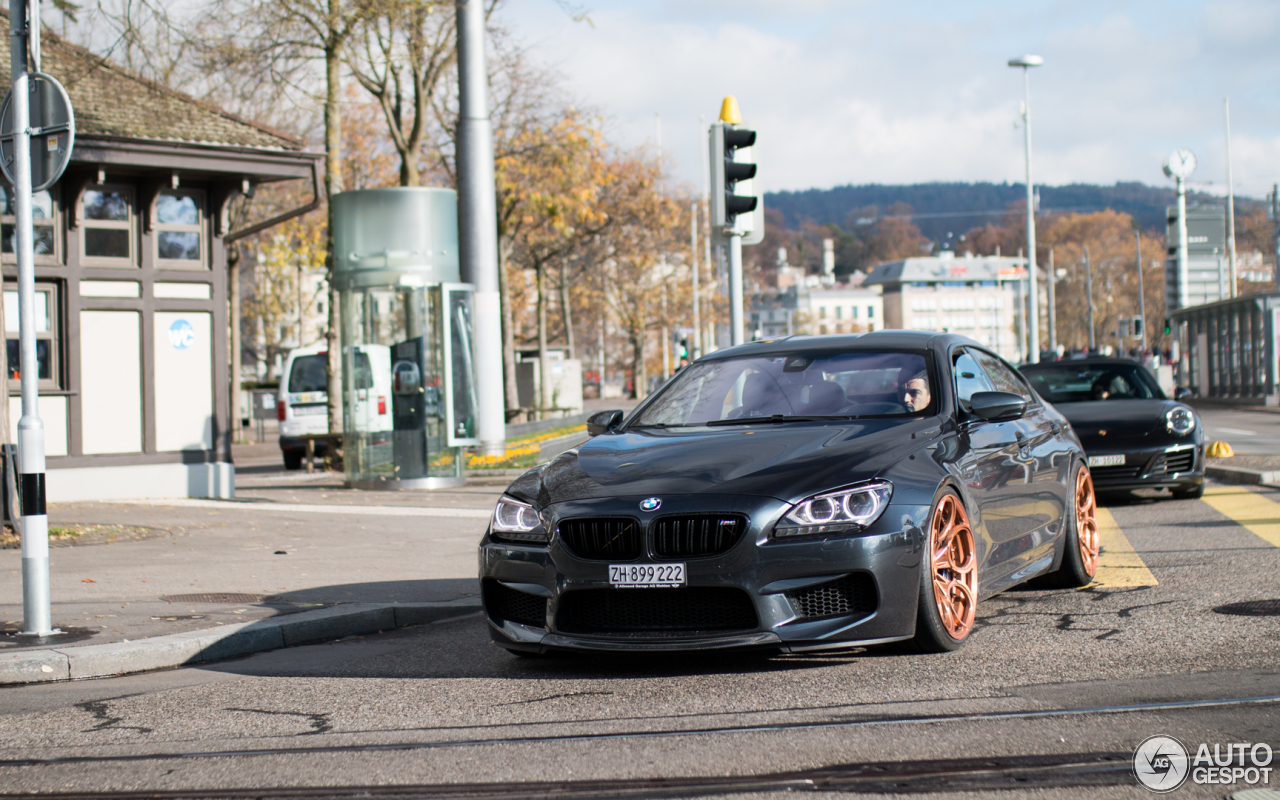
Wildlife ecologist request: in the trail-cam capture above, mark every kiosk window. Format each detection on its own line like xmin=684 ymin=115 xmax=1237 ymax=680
xmin=5 ymin=283 xmax=60 ymax=389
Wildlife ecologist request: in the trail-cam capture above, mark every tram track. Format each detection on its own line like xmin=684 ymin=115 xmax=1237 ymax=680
xmin=1 ymin=692 xmax=1275 ymax=771
xmin=0 ymin=751 xmax=1138 ymax=799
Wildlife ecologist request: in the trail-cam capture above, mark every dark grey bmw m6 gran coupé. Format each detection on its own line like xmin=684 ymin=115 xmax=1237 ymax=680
xmin=479 ymin=331 xmax=1100 ymax=656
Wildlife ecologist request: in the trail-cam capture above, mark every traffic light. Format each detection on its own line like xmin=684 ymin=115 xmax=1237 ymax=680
xmin=1132 ymin=316 xmax=1143 ymax=338
xmin=678 ymin=337 xmax=689 ymax=360
xmin=709 ymin=96 xmax=758 ymax=229
xmin=1163 ymin=318 xmax=1172 ymax=335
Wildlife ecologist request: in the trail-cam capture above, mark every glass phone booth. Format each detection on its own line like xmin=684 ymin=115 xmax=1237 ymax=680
xmin=332 ymin=188 xmax=479 ymax=489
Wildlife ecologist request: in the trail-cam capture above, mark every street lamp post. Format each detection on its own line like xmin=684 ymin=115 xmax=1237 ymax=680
xmin=1009 ymin=54 xmax=1043 ymax=363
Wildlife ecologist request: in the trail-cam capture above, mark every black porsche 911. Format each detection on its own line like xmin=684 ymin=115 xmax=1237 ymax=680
xmin=1017 ymin=358 xmax=1204 ymax=499
xmin=479 ymin=331 xmax=1100 ymax=656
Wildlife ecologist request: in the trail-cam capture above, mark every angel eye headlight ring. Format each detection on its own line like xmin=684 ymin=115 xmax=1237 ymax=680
xmin=772 ymin=480 xmax=893 ymax=539
xmin=491 ymin=495 xmax=548 ymax=543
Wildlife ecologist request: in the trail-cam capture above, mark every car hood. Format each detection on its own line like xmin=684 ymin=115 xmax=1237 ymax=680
xmin=505 ymin=417 xmax=942 ymax=507
xmin=1053 ymin=399 xmax=1181 ymax=446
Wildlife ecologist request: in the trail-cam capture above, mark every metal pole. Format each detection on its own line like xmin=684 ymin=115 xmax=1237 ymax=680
xmin=1135 ymin=231 xmax=1147 ymax=352
xmin=1225 ymin=97 xmax=1237 ymax=298
xmin=1021 ymin=67 xmax=1040 ymax=363
xmin=456 ymin=0 xmax=505 ymax=456
xmin=690 ymin=202 xmax=700 ymax=359
xmin=11 ymin=0 xmax=51 ymax=637
xmin=1176 ymin=175 xmax=1189 ymax=310
xmin=1047 ymin=248 xmax=1056 ymax=354
xmin=728 ymin=231 xmax=744 ymax=345
xmin=1085 ymin=245 xmax=1095 ymax=352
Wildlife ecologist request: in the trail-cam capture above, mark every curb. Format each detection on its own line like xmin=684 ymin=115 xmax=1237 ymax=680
xmin=1205 ymin=464 xmax=1280 ymax=485
xmin=0 ymin=599 xmax=482 ymax=686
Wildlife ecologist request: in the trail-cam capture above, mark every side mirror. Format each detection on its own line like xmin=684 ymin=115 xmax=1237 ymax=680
xmin=969 ymin=391 xmax=1028 ymax=422
xmin=1174 ymin=386 xmax=1194 ymax=401
xmin=586 ymin=409 xmax=624 ymax=436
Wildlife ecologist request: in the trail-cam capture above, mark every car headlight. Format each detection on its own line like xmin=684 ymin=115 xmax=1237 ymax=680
xmin=491 ymin=495 xmax=548 ymax=543
xmin=1166 ymin=407 xmax=1196 ymax=436
xmin=772 ymin=481 xmax=893 ymax=539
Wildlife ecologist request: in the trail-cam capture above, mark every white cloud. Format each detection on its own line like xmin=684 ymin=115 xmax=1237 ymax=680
xmin=498 ymin=1 xmax=1280 ymax=196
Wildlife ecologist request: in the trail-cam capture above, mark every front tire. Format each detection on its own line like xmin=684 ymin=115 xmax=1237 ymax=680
xmin=1044 ymin=464 xmax=1099 ymax=588
xmin=910 ymin=488 xmax=979 ymax=653
xmin=1172 ymin=483 xmax=1204 ymax=500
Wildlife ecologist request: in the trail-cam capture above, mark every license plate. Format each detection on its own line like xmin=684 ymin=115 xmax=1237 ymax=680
xmin=292 ymin=404 xmax=326 ymax=417
xmin=1087 ymin=454 xmax=1125 ymax=468
xmin=609 ymin=563 xmax=685 ymax=588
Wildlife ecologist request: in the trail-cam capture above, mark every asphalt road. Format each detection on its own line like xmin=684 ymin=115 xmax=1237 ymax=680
xmin=1 ymin=485 xmax=1278 ymax=799
xmin=1199 ymin=406 xmax=1280 ymax=454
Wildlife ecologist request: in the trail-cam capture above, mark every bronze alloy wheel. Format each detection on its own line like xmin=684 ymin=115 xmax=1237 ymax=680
xmin=929 ymin=494 xmax=978 ymax=640
xmin=1075 ymin=468 xmax=1100 ymax=578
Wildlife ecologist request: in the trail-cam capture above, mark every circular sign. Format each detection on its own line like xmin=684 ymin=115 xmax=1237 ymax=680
xmin=1162 ymin=148 xmax=1196 ymax=180
xmin=0 ymin=72 xmax=76 ymax=192
xmin=1132 ymin=734 xmax=1190 ymax=793
xmin=169 ymin=319 xmax=195 ymax=350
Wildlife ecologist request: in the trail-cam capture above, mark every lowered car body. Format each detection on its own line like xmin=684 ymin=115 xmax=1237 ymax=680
xmin=479 ymin=331 xmax=1098 ymax=655
xmin=1017 ymin=358 xmax=1204 ymax=498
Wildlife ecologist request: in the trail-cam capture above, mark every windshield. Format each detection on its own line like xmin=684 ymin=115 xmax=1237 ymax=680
xmin=630 ymin=350 xmax=934 ymax=427
xmin=1019 ymin=362 xmax=1165 ymax=404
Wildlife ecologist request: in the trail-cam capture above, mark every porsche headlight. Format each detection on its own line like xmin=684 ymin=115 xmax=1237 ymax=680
xmin=1166 ymin=407 xmax=1196 ymax=436
xmin=491 ymin=495 xmax=548 ymax=543
xmin=772 ymin=481 xmax=893 ymax=539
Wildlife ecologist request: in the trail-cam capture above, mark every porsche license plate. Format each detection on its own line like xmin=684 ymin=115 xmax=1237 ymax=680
xmin=609 ymin=563 xmax=685 ymax=588
xmin=1087 ymin=454 xmax=1125 ymax=468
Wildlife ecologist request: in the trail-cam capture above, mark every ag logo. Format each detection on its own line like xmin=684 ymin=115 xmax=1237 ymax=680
xmin=169 ymin=319 xmax=195 ymax=350
xmin=1133 ymin=734 xmax=1189 ymax=792
xmin=639 ymin=497 xmax=661 ymax=512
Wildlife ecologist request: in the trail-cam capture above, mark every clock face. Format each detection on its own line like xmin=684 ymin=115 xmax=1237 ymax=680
xmin=1163 ymin=148 xmax=1197 ymax=179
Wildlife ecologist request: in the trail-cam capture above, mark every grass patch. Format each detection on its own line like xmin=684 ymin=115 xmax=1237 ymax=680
xmin=0 ymin=523 xmax=155 ymax=548
xmin=466 ymin=423 xmax=588 ymax=471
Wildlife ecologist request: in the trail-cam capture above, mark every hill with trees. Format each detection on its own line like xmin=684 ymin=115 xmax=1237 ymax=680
xmin=765 ymin=181 xmax=1257 ymax=242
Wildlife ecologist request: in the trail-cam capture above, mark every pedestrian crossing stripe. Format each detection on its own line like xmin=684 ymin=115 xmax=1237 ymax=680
xmin=1091 ymin=507 xmax=1159 ymax=587
xmin=1202 ymin=485 xmax=1280 ymax=549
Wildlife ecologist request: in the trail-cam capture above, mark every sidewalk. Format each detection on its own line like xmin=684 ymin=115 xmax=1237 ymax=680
xmin=1 ymin=442 xmax=508 ymax=685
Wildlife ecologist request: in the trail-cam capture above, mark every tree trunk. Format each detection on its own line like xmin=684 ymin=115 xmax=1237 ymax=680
xmin=537 ymin=261 xmax=551 ymax=419
xmin=324 ymin=30 xmax=345 ymax=437
xmin=631 ymin=325 xmax=645 ymax=400
xmin=498 ymin=251 xmax=520 ymax=421
xmin=559 ymin=259 xmax=574 ymax=359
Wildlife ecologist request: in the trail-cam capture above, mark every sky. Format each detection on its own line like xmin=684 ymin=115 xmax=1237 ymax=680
xmin=498 ymin=0 xmax=1280 ymax=198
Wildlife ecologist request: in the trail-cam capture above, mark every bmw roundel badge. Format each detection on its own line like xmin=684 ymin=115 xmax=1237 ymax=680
xmin=639 ymin=497 xmax=662 ymax=512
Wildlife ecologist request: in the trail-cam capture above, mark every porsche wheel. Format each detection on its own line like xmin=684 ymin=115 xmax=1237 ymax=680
xmin=911 ymin=488 xmax=979 ymax=653
xmin=1045 ymin=463 xmax=1099 ymax=588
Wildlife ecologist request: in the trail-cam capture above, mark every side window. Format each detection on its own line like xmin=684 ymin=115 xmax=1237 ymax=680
xmin=953 ymin=350 xmax=994 ymax=412
xmin=972 ymin=350 xmax=1031 ymax=399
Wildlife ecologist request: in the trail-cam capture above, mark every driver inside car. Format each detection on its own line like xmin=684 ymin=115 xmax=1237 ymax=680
xmin=901 ymin=369 xmax=931 ymax=412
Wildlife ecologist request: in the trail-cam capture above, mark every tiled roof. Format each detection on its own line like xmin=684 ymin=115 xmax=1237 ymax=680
xmin=0 ymin=24 xmax=302 ymax=151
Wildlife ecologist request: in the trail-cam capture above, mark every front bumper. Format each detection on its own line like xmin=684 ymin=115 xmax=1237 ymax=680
xmin=478 ymin=494 xmax=930 ymax=653
xmin=1086 ymin=442 xmax=1203 ymax=491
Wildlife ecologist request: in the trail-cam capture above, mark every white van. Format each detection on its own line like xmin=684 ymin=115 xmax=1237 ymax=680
xmin=277 ymin=344 xmax=393 ymax=469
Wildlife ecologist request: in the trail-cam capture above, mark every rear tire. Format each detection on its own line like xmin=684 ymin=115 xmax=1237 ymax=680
xmin=283 ymin=450 xmax=303 ymax=470
xmin=910 ymin=488 xmax=979 ymax=653
xmin=1044 ymin=463 xmax=1099 ymax=588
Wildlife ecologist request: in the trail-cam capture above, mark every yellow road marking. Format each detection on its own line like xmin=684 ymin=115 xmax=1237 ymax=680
xmin=1202 ymin=485 xmax=1280 ymax=548
xmin=1091 ymin=507 xmax=1158 ymax=587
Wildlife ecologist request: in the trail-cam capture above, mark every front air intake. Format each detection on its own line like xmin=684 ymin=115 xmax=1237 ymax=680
xmin=786 ymin=573 xmax=878 ymax=620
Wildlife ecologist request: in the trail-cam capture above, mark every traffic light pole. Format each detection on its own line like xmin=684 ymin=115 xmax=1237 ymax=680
xmin=10 ymin=0 xmax=52 ymax=636
xmin=728 ymin=230 xmax=744 ymax=346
